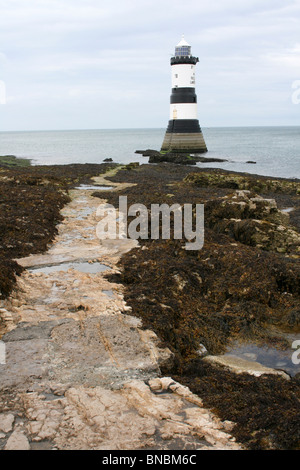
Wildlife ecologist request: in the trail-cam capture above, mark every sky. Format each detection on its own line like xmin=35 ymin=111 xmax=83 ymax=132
xmin=0 ymin=0 xmax=299 ymax=131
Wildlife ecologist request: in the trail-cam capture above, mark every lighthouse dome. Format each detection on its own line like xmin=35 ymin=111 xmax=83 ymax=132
xmin=175 ymin=35 xmax=191 ymax=57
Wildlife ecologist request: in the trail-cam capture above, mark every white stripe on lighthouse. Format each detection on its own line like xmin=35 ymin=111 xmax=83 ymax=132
xmin=172 ymin=64 xmax=196 ymax=89
xmin=170 ymin=103 xmax=198 ymax=120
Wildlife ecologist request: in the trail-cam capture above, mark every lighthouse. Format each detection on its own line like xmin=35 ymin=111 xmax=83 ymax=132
xmin=161 ymin=36 xmax=207 ymax=154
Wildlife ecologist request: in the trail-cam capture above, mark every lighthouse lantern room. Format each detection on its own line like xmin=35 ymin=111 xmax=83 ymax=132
xmin=161 ymin=36 xmax=207 ymax=154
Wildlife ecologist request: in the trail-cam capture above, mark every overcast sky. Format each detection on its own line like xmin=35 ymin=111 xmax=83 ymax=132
xmin=0 ymin=0 xmax=299 ymax=131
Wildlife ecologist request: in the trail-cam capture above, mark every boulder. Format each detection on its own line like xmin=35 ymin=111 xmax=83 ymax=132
xmin=4 ymin=431 xmax=30 ymax=450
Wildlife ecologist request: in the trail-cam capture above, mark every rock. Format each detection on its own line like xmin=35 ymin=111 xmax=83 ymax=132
xmin=149 ymin=153 xmax=197 ymax=165
xmin=136 ymin=150 xmax=197 ymax=165
xmin=204 ymin=355 xmax=291 ymax=380
xmin=0 ymin=308 xmax=15 ymax=335
xmin=185 ymin=171 xmax=300 ymax=195
xmin=18 ymin=380 xmax=240 ymax=450
xmin=4 ymin=431 xmax=30 ymax=450
xmin=194 ymin=156 xmax=228 ymax=163
xmin=125 ymin=162 xmax=140 ymax=170
xmin=196 ymin=344 xmax=208 ymax=357
xmin=246 ymin=161 xmax=256 ymax=164
xmin=148 ymin=377 xmax=203 ymax=406
xmin=0 ymin=413 xmax=15 ymax=433
xmin=136 ymin=149 xmax=228 ymax=165
xmin=135 ymin=149 xmax=160 ymax=157
xmin=103 ymin=158 xmax=113 ymax=162
xmin=204 ymin=190 xmax=300 ymax=254
xmin=148 ymin=378 xmax=163 ymax=392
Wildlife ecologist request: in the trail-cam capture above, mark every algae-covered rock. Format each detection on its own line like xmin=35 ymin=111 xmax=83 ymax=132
xmin=0 ymin=155 xmax=31 ymax=167
xmin=136 ymin=149 xmax=228 ymax=166
xmin=149 ymin=153 xmax=198 ymax=165
xmin=185 ymin=171 xmax=300 ymax=195
xmin=125 ymin=162 xmax=140 ymax=170
xmin=205 ymin=191 xmax=300 ymax=255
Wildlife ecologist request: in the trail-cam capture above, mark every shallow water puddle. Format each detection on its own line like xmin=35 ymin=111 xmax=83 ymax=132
xmin=43 ymin=282 xmax=66 ymax=304
xmin=77 ymin=206 xmax=95 ymax=220
xmin=224 ymin=338 xmax=300 ymax=377
xmin=28 ymin=261 xmax=111 ymax=275
xmin=75 ymin=184 xmax=113 ymax=191
xmin=103 ymin=289 xmax=115 ymax=298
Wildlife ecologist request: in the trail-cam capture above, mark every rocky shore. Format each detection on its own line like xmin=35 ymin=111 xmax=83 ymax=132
xmin=135 ymin=149 xmax=229 ymax=165
xmin=0 ymin=158 xmax=299 ymax=450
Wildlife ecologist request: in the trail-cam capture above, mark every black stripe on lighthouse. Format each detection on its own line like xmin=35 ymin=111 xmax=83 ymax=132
xmin=170 ymin=88 xmax=197 ymax=104
xmin=171 ymin=56 xmax=199 ymax=65
xmin=166 ymin=119 xmax=202 ymax=134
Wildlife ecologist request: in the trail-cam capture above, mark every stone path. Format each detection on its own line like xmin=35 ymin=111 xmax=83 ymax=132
xmin=0 ymin=171 xmax=241 ymax=450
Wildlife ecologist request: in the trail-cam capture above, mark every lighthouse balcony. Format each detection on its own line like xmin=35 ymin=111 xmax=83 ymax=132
xmin=171 ymin=56 xmax=199 ymax=65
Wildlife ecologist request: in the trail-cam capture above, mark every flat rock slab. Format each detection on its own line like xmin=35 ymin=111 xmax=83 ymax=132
xmin=0 ymin=315 xmax=169 ymax=391
xmin=204 ymin=354 xmax=291 ymax=380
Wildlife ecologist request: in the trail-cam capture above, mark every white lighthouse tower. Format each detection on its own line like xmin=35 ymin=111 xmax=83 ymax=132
xmin=161 ymin=36 xmax=207 ymax=154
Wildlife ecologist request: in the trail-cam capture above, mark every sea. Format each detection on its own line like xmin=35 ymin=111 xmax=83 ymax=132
xmin=0 ymin=126 xmax=299 ymax=180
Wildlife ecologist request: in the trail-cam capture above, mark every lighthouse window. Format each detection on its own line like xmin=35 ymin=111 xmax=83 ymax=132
xmin=175 ymin=74 xmax=178 ymax=78
xmin=175 ymin=45 xmax=191 ymax=57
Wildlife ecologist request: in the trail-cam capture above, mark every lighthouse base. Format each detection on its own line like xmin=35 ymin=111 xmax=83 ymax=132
xmin=161 ymin=120 xmax=207 ymax=154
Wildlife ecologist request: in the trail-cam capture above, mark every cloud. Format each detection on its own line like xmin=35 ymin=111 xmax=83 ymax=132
xmin=262 ymin=44 xmax=300 ymax=69
xmin=1 ymin=0 xmax=300 ymax=130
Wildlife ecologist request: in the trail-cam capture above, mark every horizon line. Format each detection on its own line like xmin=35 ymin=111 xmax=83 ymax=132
xmin=1 ymin=124 xmax=300 ymax=133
